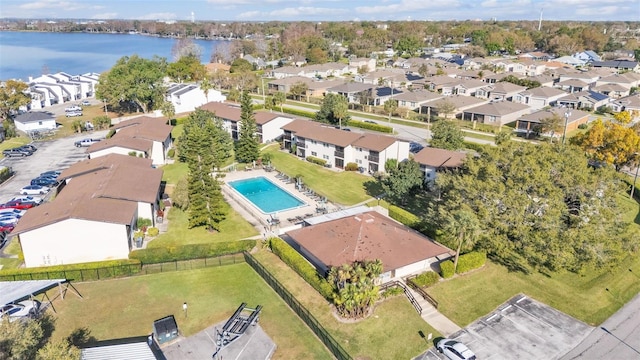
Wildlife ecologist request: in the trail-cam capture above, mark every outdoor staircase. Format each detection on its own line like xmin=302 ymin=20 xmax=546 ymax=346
xmin=401 ymin=280 xmax=462 ymax=337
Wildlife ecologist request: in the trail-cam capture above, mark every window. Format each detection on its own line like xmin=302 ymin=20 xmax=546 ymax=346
xmin=311 ymin=151 xmax=317 ymax=156
xmin=323 ymin=143 xmax=330 ymax=148
xmin=323 ymin=155 xmax=329 ymax=160
xmin=38 ymin=121 xmax=43 ymax=125
xmin=356 ymin=159 xmax=362 ymax=164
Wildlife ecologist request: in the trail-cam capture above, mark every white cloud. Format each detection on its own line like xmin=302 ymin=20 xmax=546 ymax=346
xmin=137 ymin=12 xmax=177 ymax=20
xmin=91 ymin=12 xmax=118 ymax=19
xmin=355 ymin=0 xmax=460 ymax=15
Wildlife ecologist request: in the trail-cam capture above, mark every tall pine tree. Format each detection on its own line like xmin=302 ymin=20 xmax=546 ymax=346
xmin=235 ymin=90 xmax=260 ymax=164
xmin=178 ymin=109 xmax=230 ymax=231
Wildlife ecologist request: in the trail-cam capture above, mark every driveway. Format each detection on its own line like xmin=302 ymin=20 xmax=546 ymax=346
xmin=415 ymin=295 xmax=592 ymax=360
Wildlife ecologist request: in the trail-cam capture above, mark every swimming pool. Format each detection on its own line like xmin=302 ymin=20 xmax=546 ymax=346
xmin=228 ymin=176 xmax=306 ymax=214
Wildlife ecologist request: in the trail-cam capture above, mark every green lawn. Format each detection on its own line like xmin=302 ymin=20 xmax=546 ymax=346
xmin=147 ymin=206 xmax=258 ymax=248
xmin=263 ymin=145 xmax=378 ymax=206
xmin=160 ymin=162 xmax=188 ymax=185
xmin=252 ymin=250 xmax=440 ymax=359
xmin=0 ymin=136 xmax=31 ymax=157
xmin=49 ymin=264 xmax=332 ymax=360
xmin=0 ymin=237 xmax=23 ymax=269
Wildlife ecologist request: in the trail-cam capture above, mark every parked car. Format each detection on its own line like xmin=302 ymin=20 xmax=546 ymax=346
xmin=74 ymin=138 xmax=101 ymax=147
xmin=11 ymin=196 xmax=43 ymax=205
xmin=0 ymin=224 xmax=15 ymax=233
xmin=3 ymin=148 xmax=31 ymax=157
xmin=0 ymin=300 xmax=41 ymax=322
xmin=81 ymin=100 xmax=91 ymax=106
xmin=40 ymin=170 xmax=61 ymax=178
xmin=65 ymin=111 xmax=83 ymax=117
xmin=18 ymin=144 xmax=37 ymax=153
xmin=409 ymin=142 xmax=425 ymax=154
xmin=436 ymin=339 xmax=476 ymax=360
xmin=20 ymin=185 xmax=50 ymax=195
xmin=31 ymin=177 xmax=58 ymax=187
xmin=37 ymin=173 xmax=58 ymax=181
xmin=0 ymin=208 xmax=27 ymax=217
xmin=364 ymin=120 xmax=376 ymax=124
xmin=0 ymin=200 xmax=35 ymax=210
xmin=0 ymin=217 xmax=19 ymax=226
xmin=0 ymin=231 xmax=7 ymax=248
xmin=65 ymin=105 xmax=82 ymax=112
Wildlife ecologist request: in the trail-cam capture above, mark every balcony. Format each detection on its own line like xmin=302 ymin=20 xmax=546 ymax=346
xmin=334 ymin=151 xmax=344 ymax=158
xmin=296 ymin=141 xmax=306 ymax=148
xmin=369 ymin=155 xmax=379 ymax=163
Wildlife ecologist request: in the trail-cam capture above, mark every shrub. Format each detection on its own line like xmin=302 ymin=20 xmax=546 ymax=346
xmin=577 ymin=123 xmax=588 ymax=130
xmin=279 ymin=107 xmax=317 ymax=119
xmin=0 ymin=259 xmax=142 ymax=281
xmin=305 ymin=156 xmax=327 ymax=166
xmin=345 ymin=162 xmax=359 ymax=171
xmin=456 ymin=251 xmax=486 ymax=274
xmin=348 ymin=120 xmax=394 ymax=133
xmin=382 ymin=285 xmax=404 ymax=298
xmin=129 ymin=240 xmax=256 ymax=264
xmin=388 ymin=205 xmax=420 ymax=228
xmin=269 ymin=237 xmax=334 ymax=299
xmin=106 ymin=129 xmax=116 ymax=138
xmin=0 ymin=166 xmax=14 ymax=184
xmin=411 ymin=271 xmax=441 ymax=288
xmin=167 ymin=148 xmax=175 ymax=158
xmin=463 ymin=141 xmax=488 ymax=152
xmin=147 ymin=227 xmax=159 ymax=237
xmin=440 ymin=260 xmax=455 ymax=278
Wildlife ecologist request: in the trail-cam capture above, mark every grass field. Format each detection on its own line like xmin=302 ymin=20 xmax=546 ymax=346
xmin=48 ymin=264 xmax=332 ymax=360
xmin=147 ymin=206 xmax=258 ymax=248
xmin=263 ymin=145 xmax=378 ymax=206
xmin=252 ymin=250 xmax=440 ymax=359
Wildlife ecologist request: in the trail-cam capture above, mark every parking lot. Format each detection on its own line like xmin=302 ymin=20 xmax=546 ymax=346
xmin=0 ymin=130 xmax=108 ymax=209
xmin=415 ymin=295 xmax=593 ymax=360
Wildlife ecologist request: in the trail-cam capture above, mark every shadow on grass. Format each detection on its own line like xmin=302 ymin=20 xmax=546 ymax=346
xmin=363 ymin=179 xmax=384 ymax=198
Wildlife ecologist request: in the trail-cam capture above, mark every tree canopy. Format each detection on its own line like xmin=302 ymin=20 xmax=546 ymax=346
xmin=429 ymin=120 xmax=465 ymax=150
xmin=96 ymin=55 xmax=167 ymax=113
xmin=315 ymin=93 xmax=350 ymax=126
xmin=0 ymin=79 xmax=30 ymax=121
xmin=381 ymin=159 xmax=423 ymax=205
xmin=429 ymin=141 xmax=639 ymax=273
xmin=571 ymin=119 xmax=640 ymax=171
xmin=166 ymin=54 xmax=206 ymax=83
xmin=327 ymin=259 xmax=383 ymax=319
xmin=235 ymin=90 xmax=260 ymax=164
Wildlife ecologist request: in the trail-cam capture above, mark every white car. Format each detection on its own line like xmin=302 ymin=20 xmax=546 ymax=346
xmin=19 ymin=185 xmax=50 ymax=195
xmin=0 ymin=208 xmax=26 ymax=217
xmin=11 ymin=196 xmax=43 ymax=204
xmin=436 ymin=339 xmax=476 ymax=360
xmin=66 ymin=111 xmax=83 ymax=117
xmin=0 ymin=300 xmax=40 ymax=322
xmin=65 ymin=105 xmax=82 ymax=112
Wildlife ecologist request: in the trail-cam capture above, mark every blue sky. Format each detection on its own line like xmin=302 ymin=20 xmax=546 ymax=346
xmin=1 ymin=0 xmax=639 ymax=21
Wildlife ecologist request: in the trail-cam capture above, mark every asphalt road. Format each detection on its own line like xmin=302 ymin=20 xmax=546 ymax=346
xmin=560 ymin=292 xmax=640 ymax=360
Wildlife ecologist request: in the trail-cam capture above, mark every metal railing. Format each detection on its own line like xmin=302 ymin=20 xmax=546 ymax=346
xmin=243 ymin=252 xmax=352 ymax=360
xmin=379 ymin=280 xmax=422 ymax=314
xmin=405 ymin=277 xmax=439 ymax=309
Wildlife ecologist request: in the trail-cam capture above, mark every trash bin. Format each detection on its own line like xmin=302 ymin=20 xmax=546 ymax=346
xmin=135 ymin=236 xmax=143 ymax=248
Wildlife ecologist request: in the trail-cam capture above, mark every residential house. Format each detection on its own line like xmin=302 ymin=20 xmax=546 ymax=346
xmin=423 ymin=75 xmax=459 ymax=94
xmin=413 ymin=147 xmax=467 ymax=184
xmin=12 ymin=154 xmax=162 ymax=267
xmin=284 ymin=211 xmax=453 ymax=281
xmin=110 ymin=116 xmax=173 ymax=166
xmin=422 ymin=95 xmax=488 ymax=119
xmin=242 ymin=54 xmax=266 ymax=69
xmin=281 ymin=119 xmax=409 ymax=171
xmin=205 ymin=62 xmax=231 ymax=74
xmin=609 ymin=94 xmax=640 ymax=120
xmin=87 ymin=137 xmax=152 ymax=160
xmin=573 ymin=50 xmax=601 ymax=63
xmin=166 ymin=83 xmax=226 ymax=114
xmin=12 ymin=111 xmax=56 ymax=133
xmin=348 ymin=57 xmax=376 ymax=73
xmin=518 ymin=52 xmax=553 ymax=61
xmin=199 ymin=102 xmax=294 ymax=143
xmin=269 ymin=65 xmax=306 ymax=79
xmin=595 ymin=73 xmax=640 ymax=91
xmin=554 ymin=56 xmax=587 ymax=67
xmin=302 ymin=63 xmax=350 ymax=79
xmin=557 ymin=90 xmax=609 ymax=110
xmin=591 ymin=83 xmax=630 ymax=99
xmin=475 ymin=82 xmax=527 ymax=101
xmin=513 ymin=87 xmax=567 ymax=110
xmin=525 ymin=74 xmax=556 ymax=88
xmin=462 ymin=101 xmax=531 ymax=127
xmin=556 ymin=78 xmax=590 ymax=93
xmin=454 ymin=79 xmax=486 ymax=97
xmin=519 ymin=60 xmax=547 ymax=76
xmin=514 ymin=108 xmax=590 ymax=137
xmin=267 ymin=76 xmax=314 ymax=94
xmin=326 ymin=82 xmax=375 ymax=104
xmin=590 ymin=60 xmax=640 ymax=73
xmin=393 ymin=89 xmax=443 ymax=114
xmin=482 ymin=72 xmax=512 ymax=84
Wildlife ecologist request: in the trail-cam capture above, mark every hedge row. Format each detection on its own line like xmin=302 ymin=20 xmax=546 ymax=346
xmin=411 ymin=271 xmax=441 ymax=288
xmin=0 ymin=259 xmax=142 ymax=281
xmin=388 ymin=205 xmax=421 ymax=228
xmin=0 ymin=166 xmax=13 ymax=183
xmin=348 ymin=120 xmax=393 ymax=133
xmin=463 ymin=141 xmax=489 ymax=152
xmin=456 ymin=251 xmax=487 ymax=274
xmin=269 ymin=237 xmax=334 ymax=300
xmin=440 ymin=261 xmax=455 ymax=278
xmin=306 ymin=156 xmax=327 ymax=166
xmin=280 ymin=107 xmax=317 ymax=119
xmin=129 ymin=240 xmax=256 ymax=264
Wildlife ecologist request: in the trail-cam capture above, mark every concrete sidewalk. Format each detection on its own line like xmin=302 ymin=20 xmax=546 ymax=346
xmin=403 ymin=280 xmax=462 ymax=337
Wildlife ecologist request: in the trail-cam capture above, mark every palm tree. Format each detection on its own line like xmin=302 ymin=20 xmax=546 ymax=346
xmin=200 ymin=77 xmax=213 ymax=103
xmin=443 ymin=207 xmax=480 ymax=273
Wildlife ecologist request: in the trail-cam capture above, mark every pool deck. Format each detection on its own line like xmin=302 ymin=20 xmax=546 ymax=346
xmin=222 ymin=168 xmax=343 ymax=236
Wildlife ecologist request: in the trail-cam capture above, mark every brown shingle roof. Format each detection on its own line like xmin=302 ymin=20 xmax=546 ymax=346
xmin=352 ymin=134 xmax=398 ymax=152
xmin=59 ymin=154 xmax=152 ymax=180
xmin=286 ymin=211 xmax=452 ymax=272
xmin=199 ymin=101 xmax=293 ymax=125
xmin=114 ymin=116 xmax=172 ymax=142
xmin=413 ymin=147 xmax=467 ymax=168
xmin=87 ymin=136 xmax=152 ymax=153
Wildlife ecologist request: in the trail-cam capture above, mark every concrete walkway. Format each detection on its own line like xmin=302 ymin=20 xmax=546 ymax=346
xmin=402 ymin=280 xmax=462 ymax=337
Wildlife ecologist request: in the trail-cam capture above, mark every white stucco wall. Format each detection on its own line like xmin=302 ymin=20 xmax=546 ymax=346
xmin=150 ymin=141 xmax=165 ymax=165
xmin=394 ymin=259 xmax=431 ymax=278
xmin=89 ymin=147 xmax=145 ymax=160
xmin=14 ymin=119 xmax=57 ymax=132
xmin=137 ymin=201 xmax=155 ymax=224
xmin=20 ymin=219 xmax=131 ymax=267
xmin=261 ymin=117 xmax=293 ymax=143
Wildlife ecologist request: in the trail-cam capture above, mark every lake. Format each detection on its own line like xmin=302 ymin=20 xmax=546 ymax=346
xmin=0 ymin=31 xmax=224 ymax=81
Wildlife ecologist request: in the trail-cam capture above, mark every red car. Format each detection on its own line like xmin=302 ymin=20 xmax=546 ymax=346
xmin=0 ymin=224 xmax=15 ymax=233
xmin=0 ymin=200 xmax=36 ymax=210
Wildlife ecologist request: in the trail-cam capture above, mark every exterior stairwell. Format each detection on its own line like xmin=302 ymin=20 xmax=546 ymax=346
xmin=401 ymin=280 xmax=462 ymax=337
